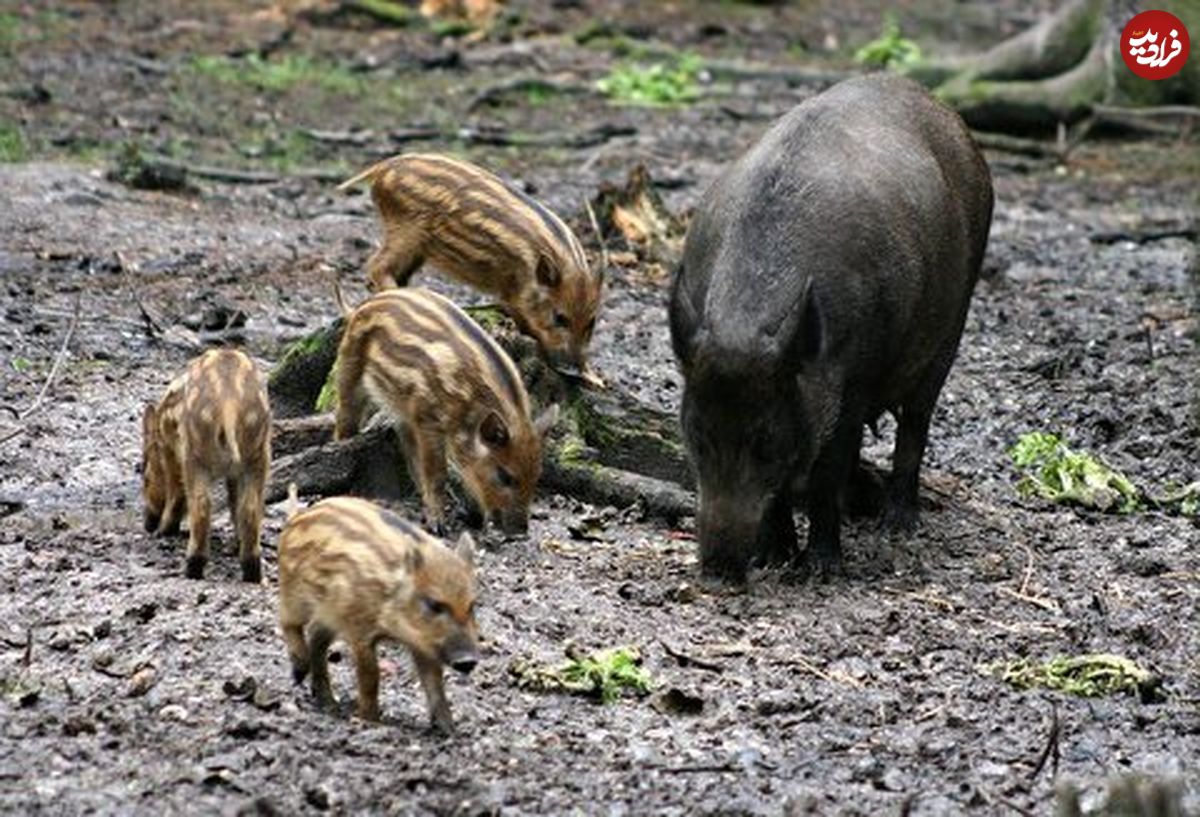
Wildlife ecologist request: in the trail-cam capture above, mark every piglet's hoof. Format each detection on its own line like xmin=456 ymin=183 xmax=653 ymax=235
xmin=185 ymin=555 xmax=206 ymax=580
xmin=429 ymin=716 xmax=456 ymax=737
xmin=241 ymin=558 xmax=262 ymax=583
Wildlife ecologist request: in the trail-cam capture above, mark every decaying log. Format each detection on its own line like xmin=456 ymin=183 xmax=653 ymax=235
xmin=267 ymin=317 xmax=345 ymax=419
xmin=265 ymin=311 xmax=696 ymax=521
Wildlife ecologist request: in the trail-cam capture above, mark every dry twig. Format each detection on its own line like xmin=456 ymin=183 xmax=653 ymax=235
xmin=0 ymin=294 xmax=81 ymax=446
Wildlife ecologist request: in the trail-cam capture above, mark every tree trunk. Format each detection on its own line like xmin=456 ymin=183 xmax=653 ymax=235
xmin=910 ymin=0 xmax=1200 ymax=132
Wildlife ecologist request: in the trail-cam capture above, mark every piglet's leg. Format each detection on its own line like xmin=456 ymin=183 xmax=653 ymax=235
xmin=280 ymin=613 xmax=310 ymax=685
xmin=333 ymin=353 xmax=368 ymax=441
xmin=351 ymin=640 xmax=382 ymax=722
xmin=156 ymin=492 xmax=185 ymax=537
xmin=413 ymin=652 xmax=453 ymax=735
xmin=367 ymin=221 xmax=424 ymax=291
xmin=184 ymin=468 xmax=212 ymax=579
xmin=412 ymin=428 xmax=449 ymax=536
xmin=308 ymin=625 xmax=336 ymax=711
xmin=235 ymin=461 xmax=266 ymax=583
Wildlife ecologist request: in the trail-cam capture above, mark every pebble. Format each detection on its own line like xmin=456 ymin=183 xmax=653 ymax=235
xmin=159 ymin=704 xmax=189 ymax=723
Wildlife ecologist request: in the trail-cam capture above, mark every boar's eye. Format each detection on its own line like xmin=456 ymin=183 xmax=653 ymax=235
xmin=421 ymin=597 xmax=449 ymax=617
xmin=496 ymin=467 xmax=517 ymax=489
xmin=553 ymin=311 xmax=570 ymax=329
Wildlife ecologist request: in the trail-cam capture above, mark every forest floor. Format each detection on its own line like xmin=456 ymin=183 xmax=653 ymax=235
xmin=1 ymin=1 xmax=1198 ymax=815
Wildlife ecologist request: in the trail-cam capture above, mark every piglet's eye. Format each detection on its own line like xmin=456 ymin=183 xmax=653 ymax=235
xmin=421 ymin=597 xmax=448 ymax=617
xmin=496 ymin=467 xmax=517 ymax=489
xmin=553 ymin=311 xmax=569 ymax=329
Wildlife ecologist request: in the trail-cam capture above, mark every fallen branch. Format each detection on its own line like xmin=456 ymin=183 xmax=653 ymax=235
xmin=971 ymin=130 xmax=1064 ymax=159
xmin=660 ymin=641 xmax=724 ymax=673
xmin=1090 ymin=226 xmax=1197 ymax=245
xmin=344 ymin=0 xmax=418 ymax=26
xmin=1026 ymin=703 xmax=1060 ymax=782
xmin=456 ymin=123 xmax=636 ymax=149
xmin=468 ymin=76 xmax=595 ymax=111
xmin=139 ymin=154 xmax=347 ymax=186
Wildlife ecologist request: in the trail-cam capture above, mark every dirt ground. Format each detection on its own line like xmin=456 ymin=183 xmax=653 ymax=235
xmin=1 ymin=1 xmax=1198 ymax=815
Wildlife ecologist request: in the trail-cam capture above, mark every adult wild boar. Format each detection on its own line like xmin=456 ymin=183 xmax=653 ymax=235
xmin=669 ymin=74 xmax=993 ymax=582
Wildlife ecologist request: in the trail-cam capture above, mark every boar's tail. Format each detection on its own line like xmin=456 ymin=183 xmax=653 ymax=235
xmin=336 ymin=160 xmax=390 ymax=192
xmin=286 ymin=482 xmax=300 ymax=519
xmin=215 ymin=405 xmax=242 ymax=466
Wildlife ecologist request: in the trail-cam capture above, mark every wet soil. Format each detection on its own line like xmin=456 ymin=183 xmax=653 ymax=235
xmin=1 ymin=2 xmax=1198 ymax=815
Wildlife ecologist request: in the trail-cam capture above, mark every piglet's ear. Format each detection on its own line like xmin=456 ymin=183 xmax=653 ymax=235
xmin=533 ymin=404 xmax=560 ymax=439
xmin=480 ymin=411 xmax=510 ymax=448
xmin=454 ymin=532 xmax=476 ymax=566
xmin=535 ymin=255 xmax=561 ymax=288
xmin=405 ymin=547 xmax=425 ymax=574
xmin=142 ymin=403 xmax=158 ymax=434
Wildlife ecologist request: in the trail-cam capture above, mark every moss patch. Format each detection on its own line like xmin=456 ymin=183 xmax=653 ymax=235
xmin=510 ymin=646 xmax=651 ymax=704
xmin=990 ymin=654 xmax=1160 ymax=700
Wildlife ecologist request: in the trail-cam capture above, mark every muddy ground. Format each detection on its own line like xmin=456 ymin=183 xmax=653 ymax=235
xmin=1 ymin=1 xmax=1198 ymax=815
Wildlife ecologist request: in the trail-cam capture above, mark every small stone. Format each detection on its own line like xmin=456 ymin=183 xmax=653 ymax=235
xmin=159 ymin=704 xmax=190 ymax=723
xmin=63 ymin=715 xmax=97 ymax=736
xmin=305 ymin=785 xmax=333 ymax=811
xmin=126 ymin=666 xmax=158 ymax=697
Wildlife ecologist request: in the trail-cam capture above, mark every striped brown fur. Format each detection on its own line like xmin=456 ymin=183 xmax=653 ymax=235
xmin=141 ymin=349 xmax=271 ymax=582
xmin=333 ymin=287 xmax=558 ymax=536
xmin=338 ymin=152 xmax=602 ymax=373
xmin=278 ymin=495 xmax=479 ymax=731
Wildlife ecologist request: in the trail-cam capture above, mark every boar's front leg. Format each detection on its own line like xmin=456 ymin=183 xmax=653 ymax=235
xmin=802 ymin=417 xmax=863 ymax=577
xmin=413 ymin=652 xmax=454 ymax=735
xmin=755 ymin=492 xmax=798 ymax=567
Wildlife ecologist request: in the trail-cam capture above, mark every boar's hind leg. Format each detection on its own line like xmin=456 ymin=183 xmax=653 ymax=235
xmin=803 ymin=419 xmax=863 ymax=577
xmin=308 ymin=625 xmax=337 ymax=711
xmin=414 ymin=652 xmax=454 ymax=735
xmin=183 ymin=469 xmax=212 ymax=579
xmin=351 ymin=640 xmax=382 ymax=722
xmin=884 ymin=402 xmax=935 ymax=534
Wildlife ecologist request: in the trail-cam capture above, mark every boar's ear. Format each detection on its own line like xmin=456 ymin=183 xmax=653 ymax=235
xmin=533 ymin=404 xmax=560 ymax=439
xmin=480 ymin=411 xmax=510 ymax=448
xmin=453 ymin=532 xmax=476 ymax=566
xmin=535 ymin=255 xmax=561 ymax=289
xmin=793 ymin=277 xmax=825 ymax=363
xmin=668 ymin=263 xmax=697 ymax=368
